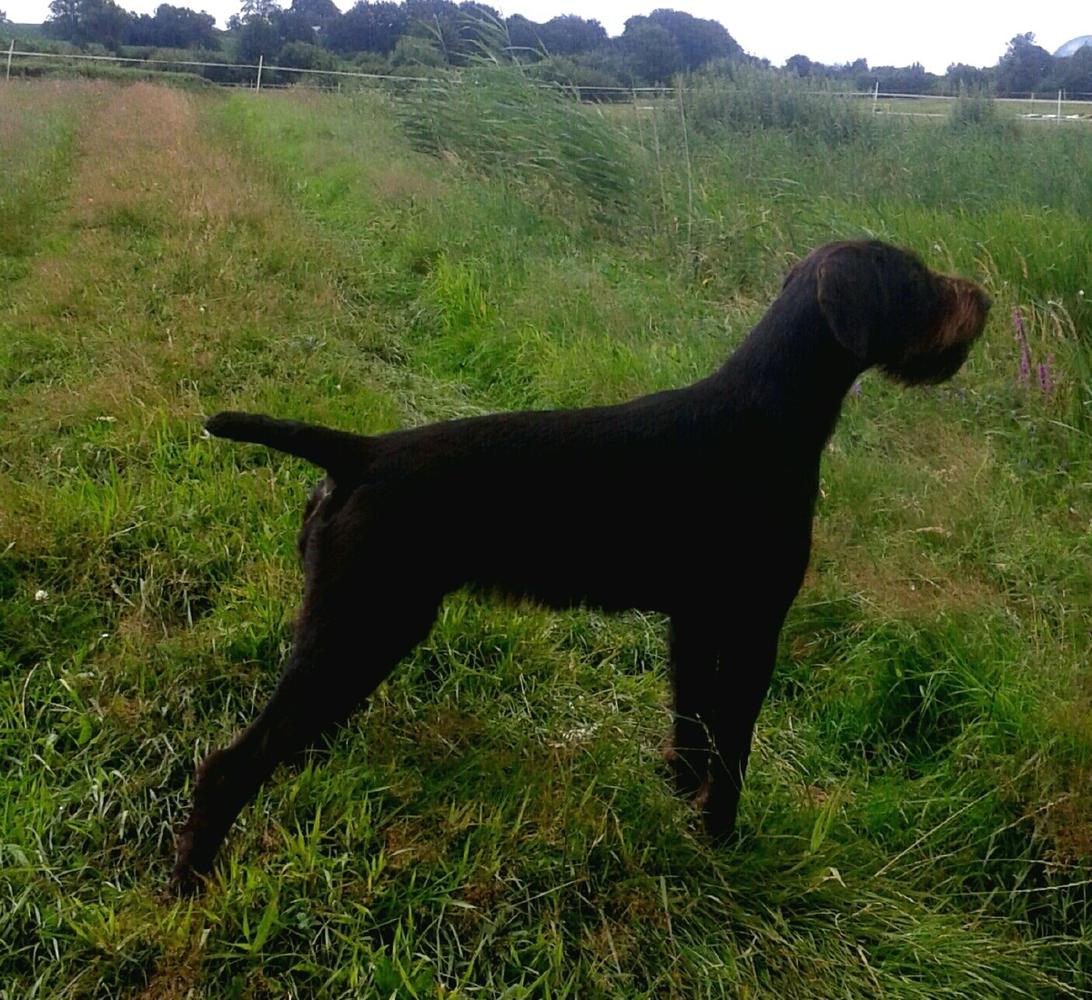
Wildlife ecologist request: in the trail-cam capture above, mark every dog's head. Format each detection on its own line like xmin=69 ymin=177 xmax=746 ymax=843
xmin=786 ymin=240 xmax=991 ymax=384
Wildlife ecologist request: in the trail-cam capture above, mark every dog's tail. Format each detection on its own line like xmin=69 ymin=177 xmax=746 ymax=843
xmin=205 ymin=411 xmax=374 ymax=480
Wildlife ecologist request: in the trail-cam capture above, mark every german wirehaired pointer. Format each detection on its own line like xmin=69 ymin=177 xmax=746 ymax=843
xmin=170 ymin=240 xmax=990 ymax=894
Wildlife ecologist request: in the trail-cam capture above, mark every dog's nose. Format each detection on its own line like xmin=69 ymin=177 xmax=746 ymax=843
xmin=978 ymin=290 xmax=992 ymax=312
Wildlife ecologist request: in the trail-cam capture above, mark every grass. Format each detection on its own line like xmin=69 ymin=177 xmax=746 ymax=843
xmin=873 ymin=95 xmax=1092 ymax=120
xmin=0 ymin=75 xmax=1090 ymax=997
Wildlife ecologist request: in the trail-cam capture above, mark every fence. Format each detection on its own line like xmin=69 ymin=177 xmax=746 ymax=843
xmin=4 ymin=41 xmax=1092 ymax=123
xmin=0 ymin=42 xmax=672 ymax=100
xmin=857 ymin=82 xmax=1092 ymax=123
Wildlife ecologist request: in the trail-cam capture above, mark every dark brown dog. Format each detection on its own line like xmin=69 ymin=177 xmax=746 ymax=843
xmin=170 ymin=240 xmax=990 ymax=894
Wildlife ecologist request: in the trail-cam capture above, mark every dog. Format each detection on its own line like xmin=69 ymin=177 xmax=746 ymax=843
xmin=169 ymin=239 xmax=990 ymax=894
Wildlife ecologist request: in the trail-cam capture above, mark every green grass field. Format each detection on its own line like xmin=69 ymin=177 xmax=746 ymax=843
xmin=1 ymin=75 xmax=1090 ymax=998
xmin=869 ymin=95 xmax=1092 ymax=120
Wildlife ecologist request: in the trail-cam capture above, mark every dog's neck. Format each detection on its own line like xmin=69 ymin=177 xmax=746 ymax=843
xmin=710 ymin=293 xmax=865 ymax=453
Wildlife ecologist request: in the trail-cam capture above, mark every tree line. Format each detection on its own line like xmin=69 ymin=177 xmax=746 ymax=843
xmin=787 ymin=33 xmax=1091 ymax=98
xmin=15 ymin=0 xmax=1092 ymax=95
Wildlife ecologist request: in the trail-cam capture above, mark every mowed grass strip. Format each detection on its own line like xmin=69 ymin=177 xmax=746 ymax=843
xmin=0 ymin=80 xmax=1089 ymax=998
xmin=0 ymin=80 xmax=406 ymax=997
xmin=0 ymin=81 xmax=96 ymax=275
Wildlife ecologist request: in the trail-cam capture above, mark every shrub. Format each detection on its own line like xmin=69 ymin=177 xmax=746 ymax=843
xmin=680 ymin=66 xmax=873 ymax=146
xmin=947 ymin=88 xmax=1015 ymax=139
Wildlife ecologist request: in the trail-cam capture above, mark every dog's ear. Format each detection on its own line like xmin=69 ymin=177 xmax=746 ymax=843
xmin=815 ymin=246 xmax=889 ymax=362
xmin=780 ymin=259 xmax=805 ymax=291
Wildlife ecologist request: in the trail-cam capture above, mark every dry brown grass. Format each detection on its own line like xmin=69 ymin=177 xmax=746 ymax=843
xmin=837 ymin=555 xmax=997 ymax=615
xmin=0 ymin=78 xmax=107 ymax=145
xmin=5 ymin=82 xmax=357 ymax=444
xmin=72 ymin=83 xmax=275 ymax=232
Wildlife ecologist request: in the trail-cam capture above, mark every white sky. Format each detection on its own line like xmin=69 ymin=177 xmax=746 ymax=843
xmin=4 ymin=0 xmax=1089 ymax=73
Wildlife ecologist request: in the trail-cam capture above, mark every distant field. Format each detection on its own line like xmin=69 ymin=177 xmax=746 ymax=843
xmin=870 ymin=94 xmax=1092 ymax=120
xmin=1 ymin=76 xmax=1090 ymax=998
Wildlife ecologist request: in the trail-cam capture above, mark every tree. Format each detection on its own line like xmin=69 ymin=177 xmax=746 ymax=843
xmin=46 ymin=0 xmax=131 ymax=48
xmin=537 ymin=15 xmax=606 ymax=56
xmin=997 ymin=32 xmax=1055 ymax=95
xmin=504 ymin=13 xmax=540 ymax=55
xmin=1056 ymin=44 xmax=1092 ymax=95
xmin=45 ymin=0 xmax=82 ymax=40
xmin=621 ymin=19 xmax=681 ymax=84
xmin=945 ymin=62 xmax=988 ymax=92
xmin=236 ymin=16 xmax=282 ymax=59
xmin=80 ymin=0 xmax=129 ymax=48
xmin=323 ymin=1 xmax=407 ymax=54
xmin=0 ymin=9 xmax=9 ymax=23
xmin=402 ymin=0 xmax=461 ymax=60
xmin=239 ymin=0 xmax=280 ymax=19
xmin=289 ymin=0 xmax=339 ymax=22
xmin=784 ymin=54 xmax=813 ymax=77
xmin=385 ymin=0 xmax=497 ymax=65
xmin=133 ymin=4 xmax=219 ymax=48
xmin=280 ymin=0 xmax=339 ymax=44
xmin=871 ymin=62 xmax=933 ymax=94
xmin=230 ymin=0 xmax=284 ymax=60
xmin=459 ymin=1 xmax=499 ymax=22
xmin=644 ymin=8 xmax=741 ymax=70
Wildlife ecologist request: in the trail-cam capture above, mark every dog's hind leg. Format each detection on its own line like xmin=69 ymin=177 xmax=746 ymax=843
xmin=169 ymin=588 xmax=440 ymax=895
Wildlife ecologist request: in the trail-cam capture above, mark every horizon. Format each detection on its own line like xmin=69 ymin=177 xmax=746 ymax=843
xmin=3 ymin=0 xmax=1089 ymax=74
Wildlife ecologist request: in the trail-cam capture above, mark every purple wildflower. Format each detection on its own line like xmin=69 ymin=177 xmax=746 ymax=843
xmin=850 ymin=379 xmax=862 ymax=397
xmin=1013 ymin=308 xmax=1031 ymax=385
xmin=1038 ymin=353 xmax=1055 ymax=395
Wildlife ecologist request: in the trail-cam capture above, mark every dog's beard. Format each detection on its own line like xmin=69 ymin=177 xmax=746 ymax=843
xmin=880 ymin=340 xmax=974 ymax=386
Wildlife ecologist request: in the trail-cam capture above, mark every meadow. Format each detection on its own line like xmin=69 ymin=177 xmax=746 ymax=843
xmin=0 ymin=73 xmax=1090 ymax=998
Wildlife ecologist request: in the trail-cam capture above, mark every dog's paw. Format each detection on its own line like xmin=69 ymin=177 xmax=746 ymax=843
xmin=167 ymin=861 xmax=207 ymax=898
xmin=701 ymin=791 xmax=745 ymax=846
xmin=664 ymin=745 xmax=711 ymax=801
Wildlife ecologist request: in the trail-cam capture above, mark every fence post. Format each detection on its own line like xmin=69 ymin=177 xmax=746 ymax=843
xmin=1057 ymin=89 xmax=1062 ymax=122
xmin=5 ymin=39 xmax=13 ymax=82
xmin=255 ymin=54 xmax=263 ymax=93
xmin=872 ymin=80 xmax=879 ymax=113
xmin=675 ymin=77 xmax=693 ymax=255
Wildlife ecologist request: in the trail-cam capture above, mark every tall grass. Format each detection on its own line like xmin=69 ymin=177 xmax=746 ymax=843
xmin=678 ymin=66 xmax=874 ymax=146
xmin=647 ymin=81 xmax=1092 ymax=385
xmin=947 ymin=88 xmax=1007 ymax=133
xmin=395 ymin=66 xmax=645 ymax=215
xmin=0 ymin=81 xmax=91 ymax=269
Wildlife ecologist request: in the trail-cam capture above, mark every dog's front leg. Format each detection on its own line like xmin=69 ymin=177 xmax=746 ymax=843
xmin=702 ymin=611 xmax=784 ymax=840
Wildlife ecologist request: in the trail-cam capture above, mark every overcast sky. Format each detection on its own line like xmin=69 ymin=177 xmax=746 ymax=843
xmin=5 ymin=0 xmax=1089 ymax=73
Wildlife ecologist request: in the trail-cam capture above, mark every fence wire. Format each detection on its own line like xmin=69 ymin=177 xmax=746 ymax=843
xmin=3 ymin=43 xmax=1092 ymax=121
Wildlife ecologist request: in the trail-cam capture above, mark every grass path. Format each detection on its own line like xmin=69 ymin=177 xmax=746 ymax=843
xmin=1 ymin=81 xmax=1089 ymax=998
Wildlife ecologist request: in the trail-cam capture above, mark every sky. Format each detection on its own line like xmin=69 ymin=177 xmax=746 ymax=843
xmin=5 ymin=0 xmax=1089 ymax=73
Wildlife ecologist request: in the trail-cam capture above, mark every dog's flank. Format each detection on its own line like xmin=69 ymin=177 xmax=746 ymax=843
xmin=171 ymin=239 xmax=990 ymax=896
